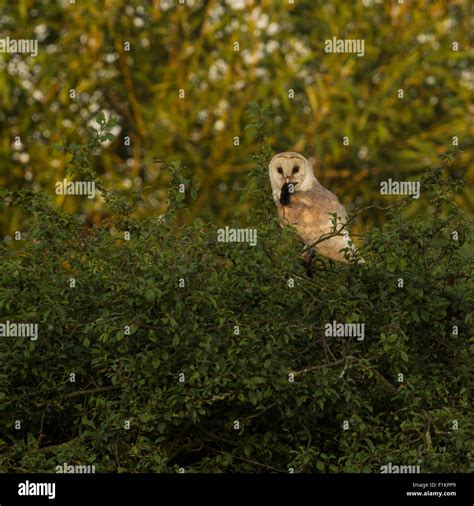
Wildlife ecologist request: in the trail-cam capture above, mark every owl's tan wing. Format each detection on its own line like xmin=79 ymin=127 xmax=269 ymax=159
xmin=282 ymin=185 xmax=353 ymax=262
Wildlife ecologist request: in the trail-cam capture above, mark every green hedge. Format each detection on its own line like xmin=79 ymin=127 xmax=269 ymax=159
xmin=0 ymin=119 xmax=472 ymax=473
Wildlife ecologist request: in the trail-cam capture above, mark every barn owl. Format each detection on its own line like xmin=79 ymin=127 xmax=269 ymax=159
xmin=269 ymin=151 xmax=360 ymax=263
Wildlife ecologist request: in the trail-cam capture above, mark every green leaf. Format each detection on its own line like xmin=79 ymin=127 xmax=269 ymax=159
xmin=96 ymin=111 xmax=106 ymax=125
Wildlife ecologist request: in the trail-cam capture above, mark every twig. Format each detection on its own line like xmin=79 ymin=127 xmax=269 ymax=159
xmin=230 ymin=454 xmax=285 ymax=473
xmin=422 ymin=410 xmax=433 ymax=449
xmin=243 ymin=403 xmax=277 ymax=423
xmin=293 ymin=356 xmax=357 ymax=377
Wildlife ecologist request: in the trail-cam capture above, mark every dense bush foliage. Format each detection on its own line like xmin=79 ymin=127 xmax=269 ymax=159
xmin=0 ymin=118 xmax=472 ymax=473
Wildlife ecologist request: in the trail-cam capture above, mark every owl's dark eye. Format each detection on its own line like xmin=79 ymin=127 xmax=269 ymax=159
xmin=277 ymin=167 xmax=283 ymax=174
xmin=293 ymin=166 xmax=300 ymax=173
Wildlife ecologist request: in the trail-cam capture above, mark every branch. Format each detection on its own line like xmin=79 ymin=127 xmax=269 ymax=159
xmin=292 ymin=355 xmax=400 ymax=396
xmin=302 ymin=198 xmax=411 ymax=254
xmin=114 ymin=38 xmax=147 ymax=138
xmin=34 ymin=385 xmax=120 ymax=407
xmin=37 ymin=437 xmax=81 ymax=455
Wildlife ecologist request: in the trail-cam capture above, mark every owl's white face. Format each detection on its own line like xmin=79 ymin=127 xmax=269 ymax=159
xmin=268 ymin=152 xmax=317 ymax=203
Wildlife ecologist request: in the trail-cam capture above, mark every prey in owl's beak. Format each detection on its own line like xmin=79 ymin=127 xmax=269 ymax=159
xmin=279 ymin=181 xmax=297 ymax=206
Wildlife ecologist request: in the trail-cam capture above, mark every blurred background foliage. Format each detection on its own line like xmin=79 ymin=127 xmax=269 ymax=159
xmin=0 ymin=0 xmax=473 ymax=233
